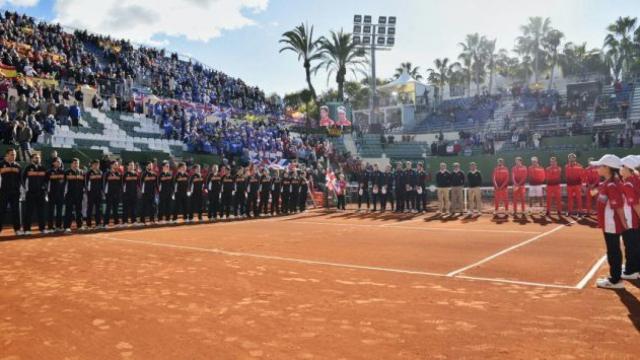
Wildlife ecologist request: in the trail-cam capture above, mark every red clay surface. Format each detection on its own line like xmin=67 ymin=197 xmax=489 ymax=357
xmin=1 ymin=209 xmax=639 ymax=359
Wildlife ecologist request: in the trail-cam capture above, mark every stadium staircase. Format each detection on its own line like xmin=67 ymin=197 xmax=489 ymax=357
xmin=629 ymin=82 xmax=640 ymax=124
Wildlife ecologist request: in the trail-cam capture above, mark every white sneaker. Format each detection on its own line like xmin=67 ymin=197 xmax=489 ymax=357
xmin=596 ymin=277 xmax=624 ymax=289
xmin=621 ymin=272 xmax=640 ymax=280
xmin=79 ymin=226 xmax=88 ymax=232
xmin=15 ymin=230 xmax=24 ymax=236
xmin=24 ymin=230 xmax=32 ymax=236
xmin=64 ymin=228 xmax=72 ymax=234
xmin=40 ymin=230 xmax=47 ymax=235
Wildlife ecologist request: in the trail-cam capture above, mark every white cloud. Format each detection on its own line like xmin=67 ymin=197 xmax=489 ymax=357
xmin=52 ymin=0 xmax=268 ymax=45
xmin=0 ymin=0 xmax=39 ymax=7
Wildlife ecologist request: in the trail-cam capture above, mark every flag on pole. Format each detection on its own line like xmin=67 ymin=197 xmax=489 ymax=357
xmin=325 ymin=169 xmax=337 ymax=192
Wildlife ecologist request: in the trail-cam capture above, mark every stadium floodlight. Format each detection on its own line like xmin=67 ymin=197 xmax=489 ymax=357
xmin=352 ymin=14 xmax=397 ymax=126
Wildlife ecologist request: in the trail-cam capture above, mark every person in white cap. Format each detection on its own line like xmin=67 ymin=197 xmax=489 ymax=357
xmin=591 ymin=154 xmax=628 ymax=289
xmin=619 ymin=155 xmax=640 ymax=280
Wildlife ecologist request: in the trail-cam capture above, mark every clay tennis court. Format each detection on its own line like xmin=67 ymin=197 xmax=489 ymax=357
xmin=1 ymin=210 xmax=639 ymax=359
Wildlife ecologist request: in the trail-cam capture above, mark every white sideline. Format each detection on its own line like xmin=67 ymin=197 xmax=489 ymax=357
xmin=93 ymin=234 xmax=579 ymax=290
xmin=289 ymin=220 xmax=541 ymax=234
xmin=575 ymin=254 xmax=608 ymax=289
xmin=445 ymin=221 xmax=576 ymax=277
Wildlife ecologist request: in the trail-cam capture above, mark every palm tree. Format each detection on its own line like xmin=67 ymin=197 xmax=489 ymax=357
xmin=315 ymin=30 xmax=367 ymax=101
xmin=481 ymin=38 xmax=501 ymax=95
xmin=604 ymin=16 xmax=638 ymax=80
xmin=279 ymin=23 xmax=323 ymax=101
xmin=427 ymin=57 xmax=460 ymax=105
xmin=458 ymin=33 xmax=485 ymax=95
xmin=394 ymin=62 xmax=422 ymax=80
xmin=542 ymin=29 xmax=564 ymax=90
xmin=559 ymin=42 xmax=606 ymax=78
xmin=516 ymin=17 xmax=552 ymax=83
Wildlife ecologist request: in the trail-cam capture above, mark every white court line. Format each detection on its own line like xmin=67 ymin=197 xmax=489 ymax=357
xmin=287 ymin=220 xmax=540 ymax=234
xmin=446 ymin=221 xmax=576 ymax=277
xmin=92 ymin=234 xmax=578 ymax=290
xmin=456 ymin=275 xmax=577 ymax=290
xmin=575 ymin=254 xmax=608 ymax=289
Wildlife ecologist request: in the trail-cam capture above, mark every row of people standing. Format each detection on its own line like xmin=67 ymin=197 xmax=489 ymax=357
xmin=0 ymin=148 xmax=311 ymax=236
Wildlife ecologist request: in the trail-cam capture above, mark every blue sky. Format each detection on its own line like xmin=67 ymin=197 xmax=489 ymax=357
xmin=2 ymin=0 xmax=639 ymax=96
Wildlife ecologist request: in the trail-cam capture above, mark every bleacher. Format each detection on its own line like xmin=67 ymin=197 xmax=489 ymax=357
xmin=46 ymin=108 xmax=187 ymax=156
xmin=412 ymin=96 xmax=499 ymax=133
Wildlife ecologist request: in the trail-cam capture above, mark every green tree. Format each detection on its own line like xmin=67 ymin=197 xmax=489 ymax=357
xmin=604 ymin=16 xmax=638 ymax=80
xmin=279 ymin=23 xmax=323 ymax=101
xmin=542 ymin=29 xmax=564 ymax=90
xmin=427 ymin=57 xmax=460 ymax=105
xmin=315 ymin=30 xmax=367 ymax=101
xmin=458 ymin=33 xmax=485 ymax=95
xmin=394 ymin=62 xmax=423 ymax=80
xmin=516 ymin=17 xmax=552 ymax=83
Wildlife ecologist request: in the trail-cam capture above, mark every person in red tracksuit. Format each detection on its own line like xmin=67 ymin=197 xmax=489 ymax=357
xmin=528 ymin=156 xmax=546 ymax=212
xmin=583 ymin=158 xmax=600 ymax=215
xmin=492 ymin=158 xmax=510 ymax=214
xmin=620 ymin=158 xmax=640 ymax=281
xmin=545 ymin=157 xmax=562 ymax=216
xmin=565 ymin=153 xmax=584 ymax=216
xmin=511 ymin=157 xmax=527 ymax=215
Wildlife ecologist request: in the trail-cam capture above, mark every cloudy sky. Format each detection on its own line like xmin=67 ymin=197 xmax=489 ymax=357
xmin=1 ymin=0 xmax=639 ymax=95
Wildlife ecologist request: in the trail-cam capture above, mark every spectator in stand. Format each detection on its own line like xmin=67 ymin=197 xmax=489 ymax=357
xmin=69 ymin=101 xmax=81 ymax=127
xmin=16 ymin=120 xmax=32 ymax=161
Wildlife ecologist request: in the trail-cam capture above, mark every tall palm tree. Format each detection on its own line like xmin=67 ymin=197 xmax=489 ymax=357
xmin=458 ymin=33 xmax=485 ymax=95
xmin=559 ymin=42 xmax=606 ymax=78
xmin=427 ymin=57 xmax=460 ymax=105
xmin=394 ymin=62 xmax=423 ymax=80
xmin=315 ymin=30 xmax=367 ymax=101
xmin=542 ymin=29 xmax=564 ymax=90
xmin=604 ymin=16 xmax=638 ymax=80
xmin=516 ymin=17 xmax=552 ymax=83
xmin=279 ymin=23 xmax=323 ymax=101
xmin=481 ymin=38 xmax=501 ymax=95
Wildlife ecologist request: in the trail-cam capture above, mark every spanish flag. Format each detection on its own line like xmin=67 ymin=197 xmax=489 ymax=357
xmin=0 ymin=64 xmax=17 ymax=78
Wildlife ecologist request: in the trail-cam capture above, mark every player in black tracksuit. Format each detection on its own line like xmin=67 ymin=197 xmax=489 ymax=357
xmin=281 ymin=172 xmax=291 ymax=214
xmin=103 ymin=161 xmax=123 ymax=228
xmin=394 ymin=164 xmax=406 ymax=212
xmin=158 ymin=162 xmax=174 ymax=223
xmin=290 ymin=173 xmax=300 ymax=214
xmin=206 ymin=165 xmax=222 ymax=221
xmin=246 ymin=171 xmax=260 ymax=217
xmin=22 ymin=153 xmax=47 ymax=234
xmin=370 ymin=165 xmax=382 ymax=211
xmin=63 ymin=158 xmax=85 ymax=232
xmin=383 ymin=166 xmax=394 ymax=212
xmin=187 ymin=165 xmax=204 ymax=222
xmin=46 ymin=157 xmax=65 ymax=232
xmin=234 ymin=168 xmax=247 ymax=217
xmin=140 ymin=163 xmax=159 ymax=225
xmin=357 ymin=169 xmax=370 ymax=211
xmin=416 ymin=163 xmax=429 ymax=212
xmin=221 ymin=167 xmax=235 ymax=218
xmin=270 ymin=171 xmax=281 ymax=215
xmin=0 ymin=148 xmax=21 ymax=235
xmin=405 ymin=162 xmax=417 ymax=212
xmin=122 ymin=162 xmax=139 ymax=226
xmin=299 ymin=171 xmax=309 ymax=212
xmin=172 ymin=164 xmax=189 ymax=222
xmin=259 ymin=168 xmax=271 ymax=215
xmin=85 ymin=160 xmax=103 ymax=228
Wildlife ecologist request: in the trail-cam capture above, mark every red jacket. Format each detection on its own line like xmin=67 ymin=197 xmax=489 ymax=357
xmin=492 ymin=165 xmax=510 ymax=189
xmin=565 ymin=163 xmax=584 ymax=186
xmin=511 ymin=165 xmax=528 ymax=186
xmin=545 ymin=165 xmax=562 ymax=186
xmin=582 ymin=165 xmax=600 ymax=188
xmin=528 ymin=165 xmax=546 ymax=186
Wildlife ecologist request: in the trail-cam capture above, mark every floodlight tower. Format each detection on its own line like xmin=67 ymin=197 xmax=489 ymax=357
xmin=352 ymin=15 xmax=396 ymax=125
